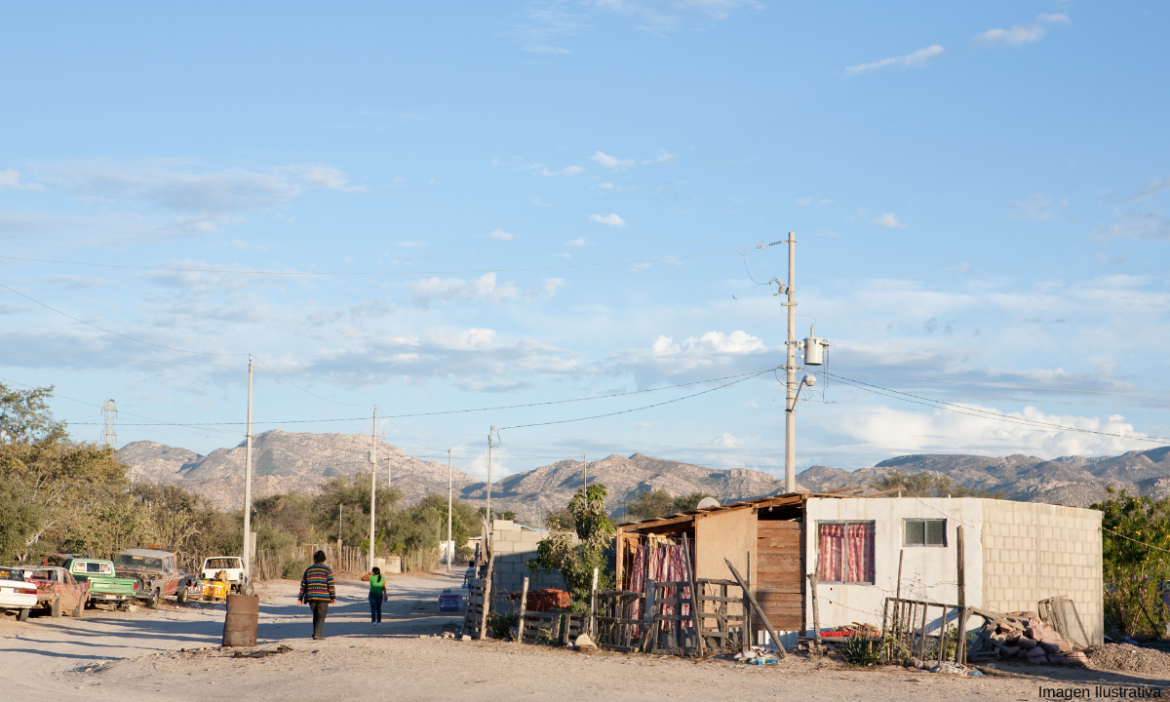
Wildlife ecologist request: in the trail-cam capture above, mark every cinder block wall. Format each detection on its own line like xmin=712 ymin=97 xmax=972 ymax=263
xmin=488 ymin=520 xmax=567 ymax=611
xmin=979 ymin=501 xmax=1103 ymax=645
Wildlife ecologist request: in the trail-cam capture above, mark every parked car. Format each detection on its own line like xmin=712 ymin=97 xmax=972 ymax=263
xmin=113 ymin=549 xmax=195 ymax=608
xmin=198 ymin=556 xmax=254 ymax=597
xmin=63 ymin=558 xmax=139 ymax=609
xmin=25 ymin=566 xmax=89 ymax=618
xmin=0 ymin=566 xmax=38 ymax=621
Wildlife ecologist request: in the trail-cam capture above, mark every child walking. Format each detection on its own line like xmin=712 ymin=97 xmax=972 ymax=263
xmin=361 ymin=567 xmax=387 ymax=625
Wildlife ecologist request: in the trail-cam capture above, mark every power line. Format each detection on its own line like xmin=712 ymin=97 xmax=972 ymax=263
xmin=0 ymin=248 xmax=745 ymax=277
xmin=830 ymin=369 xmax=1166 ymax=399
xmin=1102 ymin=527 xmax=1170 ymax=556
xmin=0 ymin=282 xmax=247 ymax=357
xmin=65 ymin=367 xmax=778 ymax=426
xmin=828 ymin=372 xmax=1170 ymax=445
xmin=253 ymin=357 xmax=366 ymax=407
xmin=497 ymin=369 xmax=773 ymax=434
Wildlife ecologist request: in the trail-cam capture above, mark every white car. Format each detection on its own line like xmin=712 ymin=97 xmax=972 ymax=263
xmin=200 ymin=557 xmax=253 ymax=595
xmin=0 ymin=566 xmax=39 ymax=621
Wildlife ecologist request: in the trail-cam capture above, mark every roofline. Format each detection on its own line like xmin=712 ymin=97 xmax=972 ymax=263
xmin=617 ymin=492 xmax=845 ymax=532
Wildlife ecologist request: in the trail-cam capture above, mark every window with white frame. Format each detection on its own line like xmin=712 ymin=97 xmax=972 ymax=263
xmin=903 ymin=518 xmax=946 ymax=547
xmin=817 ymin=521 xmax=875 ymax=583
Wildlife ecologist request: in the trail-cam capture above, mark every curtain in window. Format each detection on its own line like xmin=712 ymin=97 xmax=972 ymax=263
xmin=818 ymin=524 xmax=845 ymax=581
xmin=847 ymin=522 xmax=875 ymax=583
xmin=819 ymin=522 xmax=874 ymax=583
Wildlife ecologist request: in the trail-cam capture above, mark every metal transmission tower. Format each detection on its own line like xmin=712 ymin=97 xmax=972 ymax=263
xmin=101 ymin=400 xmax=117 ymax=447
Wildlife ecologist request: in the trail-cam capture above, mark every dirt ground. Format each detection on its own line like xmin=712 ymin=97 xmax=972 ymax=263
xmin=2 ymin=571 xmax=1168 ymax=701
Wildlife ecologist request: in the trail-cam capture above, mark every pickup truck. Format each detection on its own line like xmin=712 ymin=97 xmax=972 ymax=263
xmin=113 ymin=548 xmax=195 ymax=608
xmin=25 ymin=566 xmax=89 ymax=618
xmin=64 ymin=558 xmax=139 ymax=609
xmin=199 ymin=556 xmax=254 ymax=598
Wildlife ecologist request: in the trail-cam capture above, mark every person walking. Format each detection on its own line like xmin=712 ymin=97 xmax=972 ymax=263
xmin=298 ymin=550 xmax=336 ymax=640
xmin=360 ymin=567 xmax=387 ymax=626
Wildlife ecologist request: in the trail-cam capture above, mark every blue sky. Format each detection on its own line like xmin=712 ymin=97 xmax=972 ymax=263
xmin=1 ymin=1 xmax=1168 ymax=482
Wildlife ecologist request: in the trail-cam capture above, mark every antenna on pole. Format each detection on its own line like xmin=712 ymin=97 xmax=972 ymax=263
xmin=101 ymin=399 xmax=117 ymax=447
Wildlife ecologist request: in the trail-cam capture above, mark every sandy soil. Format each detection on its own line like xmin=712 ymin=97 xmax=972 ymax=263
xmin=1 ymin=572 xmax=1168 ymax=702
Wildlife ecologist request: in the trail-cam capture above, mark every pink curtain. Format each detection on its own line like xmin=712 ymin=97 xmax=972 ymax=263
xmin=818 ymin=523 xmax=845 ymax=581
xmin=847 ymin=522 xmax=875 ymax=583
xmin=628 ymin=541 xmax=693 ymax=627
xmin=819 ymin=523 xmax=873 ymax=583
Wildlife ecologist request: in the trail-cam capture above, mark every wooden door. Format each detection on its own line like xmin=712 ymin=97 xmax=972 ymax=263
xmin=755 ymin=520 xmax=802 ymax=632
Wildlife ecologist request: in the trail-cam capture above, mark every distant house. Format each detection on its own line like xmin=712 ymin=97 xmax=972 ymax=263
xmin=616 ymin=493 xmax=1104 ymax=648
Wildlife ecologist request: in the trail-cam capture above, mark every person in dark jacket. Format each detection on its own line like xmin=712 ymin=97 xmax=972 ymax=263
xmin=298 ymin=550 xmax=336 ymax=640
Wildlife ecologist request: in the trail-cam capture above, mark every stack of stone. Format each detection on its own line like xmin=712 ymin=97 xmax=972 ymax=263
xmin=991 ymin=611 xmax=1089 ymax=667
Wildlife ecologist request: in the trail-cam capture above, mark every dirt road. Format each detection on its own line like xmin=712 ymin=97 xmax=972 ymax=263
xmin=1 ymin=571 xmax=1167 ymax=701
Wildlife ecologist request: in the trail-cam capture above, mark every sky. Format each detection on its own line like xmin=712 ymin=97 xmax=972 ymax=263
xmin=1 ymin=1 xmax=1168 ymax=484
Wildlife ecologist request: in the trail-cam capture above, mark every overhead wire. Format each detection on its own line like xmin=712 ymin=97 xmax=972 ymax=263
xmin=827 ymin=372 xmax=1170 ymax=445
xmin=0 ymin=247 xmax=745 ymax=277
xmin=0 ymin=282 xmax=247 ymax=357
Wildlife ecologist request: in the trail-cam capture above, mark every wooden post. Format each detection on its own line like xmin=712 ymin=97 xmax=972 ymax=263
xmin=956 ymin=526 xmax=966 ymax=665
xmin=681 ymin=534 xmax=705 ymax=657
xmin=590 ymin=567 xmax=599 ymax=637
xmin=615 ymin=533 xmax=624 ymax=590
xmin=938 ymin=604 xmax=948 ymax=665
xmin=918 ymin=601 xmax=928 ymax=661
xmin=893 ymin=550 xmax=904 ymax=641
xmin=808 ymin=553 xmax=822 ymax=652
xmin=517 ymin=576 xmax=529 ymax=643
xmin=726 ymin=559 xmax=785 ymax=658
xmin=641 ymin=578 xmax=657 ymax=653
xmin=744 ymin=550 xmax=752 ymax=652
xmin=478 ymin=550 xmax=495 ymax=639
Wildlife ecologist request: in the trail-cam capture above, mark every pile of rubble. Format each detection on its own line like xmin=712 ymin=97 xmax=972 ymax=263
xmin=988 ymin=611 xmax=1089 ymax=667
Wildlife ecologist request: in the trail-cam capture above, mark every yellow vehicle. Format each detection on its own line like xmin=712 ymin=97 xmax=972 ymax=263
xmin=200 ymin=570 xmax=231 ymax=601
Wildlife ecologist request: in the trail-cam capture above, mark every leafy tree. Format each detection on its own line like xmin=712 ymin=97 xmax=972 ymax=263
xmin=1091 ymin=487 xmax=1170 ymax=637
xmin=869 ymin=470 xmax=1002 ymax=498
xmin=0 ymin=382 xmax=65 ymax=446
xmin=626 ymin=489 xmax=675 ymax=520
xmin=530 ymin=484 xmax=615 ymax=609
xmin=477 ymin=507 xmax=517 ymax=522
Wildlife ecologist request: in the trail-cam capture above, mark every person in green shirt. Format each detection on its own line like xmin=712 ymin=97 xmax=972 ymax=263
xmin=360 ymin=567 xmax=387 ymax=625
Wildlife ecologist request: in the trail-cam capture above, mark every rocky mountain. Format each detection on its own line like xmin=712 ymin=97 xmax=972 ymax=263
xmin=117 ymin=430 xmax=1170 ymax=525
xmin=796 ymin=447 xmax=1170 ymax=507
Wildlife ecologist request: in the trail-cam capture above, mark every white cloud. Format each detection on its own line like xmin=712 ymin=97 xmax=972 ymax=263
xmin=846 ymin=45 xmax=944 ymax=75
xmin=795 ymin=197 xmax=831 ymax=206
xmin=488 ymin=229 xmax=515 ymax=241
xmin=589 ymin=213 xmax=626 ymax=227
xmin=409 ymin=272 xmax=519 ymax=307
xmin=564 ymin=237 xmax=588 ymax=247
xmin=1093 ymin=211 xmax=1170 ymax=241
xmin=0 ymin=169 xmax=43 ymax=191
xmin=295 ymin=165 xmax=365 ymax=192
xmin=394 ymin=241 xmax=426 ymax=247
xmin=652 ymin=150 xmax=677 ymax=165
xmin=976 ymin=24 xmax=1046 ymax=46
xmin=712 ymin=432 xmax=744 ymax=448
xmin=872 ymin=213 xmax=907 ymax=229
xmin=590 ymin=151 xmax=635 ymax=169
xmin=525 ymin=163 xmax=584 ymax=177
xmin=1039 ymin=13 xmax=1070 ymax=24
xmin=1008 ymin=194 xmax=1067 ymax=221
xmin=598 ymin=182 xmax=615 ymax=190
xmin=1130 ymin=176 xmax=1170 ymax=202
xmin=524 ymin=45 xmax=573 ymax=54
xmin=530 ymin=196 xmax=553 ymax=207
xmin=539 ymin=278 xmax=566 ymax=296
xmin=587 ymin=0 xmax=764 ymax=31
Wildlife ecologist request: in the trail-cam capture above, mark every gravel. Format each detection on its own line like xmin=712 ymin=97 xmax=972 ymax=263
xmin=1086 ymin=643 xmax=1170 ymax=674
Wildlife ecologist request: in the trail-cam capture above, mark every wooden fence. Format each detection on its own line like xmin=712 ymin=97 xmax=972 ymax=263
xmin=301 ymin=543 xmax=366 ymax=575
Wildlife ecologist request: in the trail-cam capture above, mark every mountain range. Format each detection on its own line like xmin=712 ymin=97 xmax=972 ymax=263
xmin=116 ymin=430 xmax=1170 ymax=524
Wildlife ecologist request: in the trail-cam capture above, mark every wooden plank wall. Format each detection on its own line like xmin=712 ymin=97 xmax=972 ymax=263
xmin=755 ymin=520 xmax=802 ymax=632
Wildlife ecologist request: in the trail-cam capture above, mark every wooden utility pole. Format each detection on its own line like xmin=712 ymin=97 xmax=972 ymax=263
xmin=447 ymin=448 xmax=453 ymax=573
xmin=243 ymin=354 xmax=254 ymax=577
xmin=486 ymin=426 xmax=495 ymax=524
xmin=369 ymin=406 xmax=377 ymax=572
xmin=957 ymin=526 xmax=967 ymax=665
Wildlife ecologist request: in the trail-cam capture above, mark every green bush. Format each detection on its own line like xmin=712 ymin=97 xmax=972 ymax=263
xmin=840 ymin=635 xmax=883 ymax=665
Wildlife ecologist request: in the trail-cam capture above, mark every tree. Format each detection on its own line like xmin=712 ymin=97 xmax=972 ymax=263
xmin=0 ymin=382 xmax=65 ymax=446
xmin=530 ymin=484 xmax=615 ymax=609
xmin=1091 ymin=487 xmax=1170 ymax=637
xmin=626 ymin=489 xmax=675 ymax=520
xmin=868 ymin=470 xmax=1002 ymax=498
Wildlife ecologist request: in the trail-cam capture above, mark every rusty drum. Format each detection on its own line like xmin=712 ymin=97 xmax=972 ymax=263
xmin=223 ymin=594 xmax=259 ymax=647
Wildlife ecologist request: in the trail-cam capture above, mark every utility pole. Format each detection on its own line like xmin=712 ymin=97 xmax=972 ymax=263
xmin=486 ymin=426 xmax=495 ymax=526
xmin=447 ymin=448 xmax=453 ymax=573
xmin=243 ymin=355 xmax=254 ymax=577
xmin=583 ymin=454 xmax=587 ymax=495
xmin=369 ymin=405 xmax=377 ymax=572
xmin=784 ymin=235 xmax=798 ymax=494
xmin=338 ymin=504 xmax=343 ymax=553
xmin=101 ymin=399 xmax=117 ymax=447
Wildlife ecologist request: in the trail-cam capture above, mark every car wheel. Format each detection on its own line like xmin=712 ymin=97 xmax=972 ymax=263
xmin=17 ymin=608 xmax=29 ymax=622
xmin=146 ymin=589 xmax=159 ymax=609
xmin=73 ymin=597 xmax=85 ymax=618
xmin=176 ymin=586 xmax=187 ymax=605
xmin=51 ymin=596 xmax=62 ymax=618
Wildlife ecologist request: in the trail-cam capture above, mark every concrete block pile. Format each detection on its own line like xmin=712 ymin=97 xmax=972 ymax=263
xmin=992 ymin=611 xmax=1090 ymax=667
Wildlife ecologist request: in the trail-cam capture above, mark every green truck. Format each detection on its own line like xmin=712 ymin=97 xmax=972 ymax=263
xmin=64 ymin=558 xmax=139 ymax=609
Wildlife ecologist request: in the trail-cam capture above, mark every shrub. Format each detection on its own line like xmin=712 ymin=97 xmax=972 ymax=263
xmin=840 ymin=635 xmax=883 ymax=665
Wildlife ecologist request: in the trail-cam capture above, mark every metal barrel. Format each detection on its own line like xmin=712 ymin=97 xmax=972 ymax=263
xmin=223 ymin=594 xmax=259 ymax=647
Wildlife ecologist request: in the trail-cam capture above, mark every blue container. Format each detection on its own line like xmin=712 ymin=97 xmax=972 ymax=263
xmin=438 ymin=589 xmax=463 ymax=612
